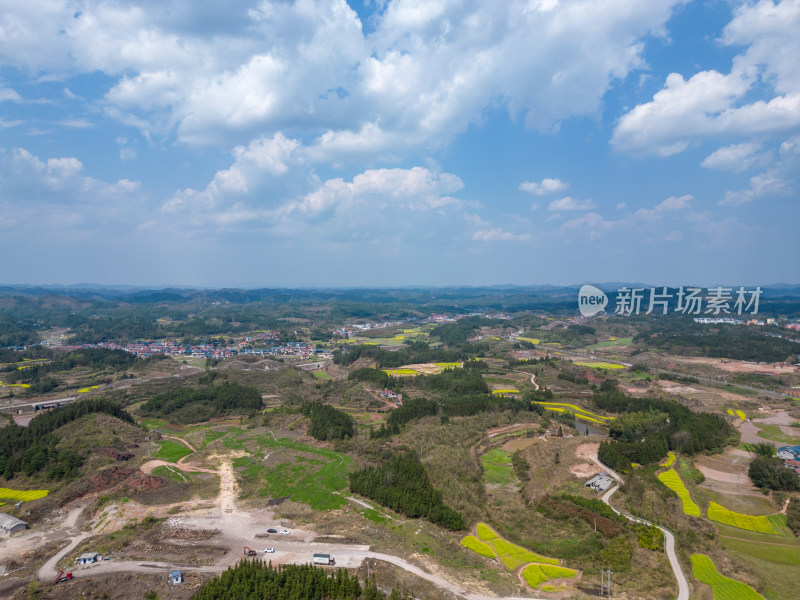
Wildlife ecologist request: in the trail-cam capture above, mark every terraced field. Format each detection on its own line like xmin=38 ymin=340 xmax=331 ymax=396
xmin=463 ymin=523 xmax=577 ymax=591
xmin=572 ymin=361 xmax=626 ymax=369
xmin=460 ymin=535 xmax=495 ymax=558
xmin=691 ymin=553 xmax=764 ymax=599
xmin=660 ymin=451 xmax=676 ymax=468
xmin=657 ymin=468 xmax=701 ymax=516
xmin=0 ymin=487 xmax=49 ymax=501
xmin=532 ymin=401 xmax=614 ymax=424
xmin=707 ymin=502 xmax=782 ymax=535
xmin=382 ymin=368 xmax=419 ymax=376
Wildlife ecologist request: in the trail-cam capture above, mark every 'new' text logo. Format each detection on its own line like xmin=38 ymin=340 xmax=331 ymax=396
xmin=578 ymin=285 xmax=608 ymax=317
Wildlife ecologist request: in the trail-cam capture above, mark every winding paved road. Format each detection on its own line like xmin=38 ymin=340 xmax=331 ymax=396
xmin=589 ymin=455 xmax=689 ymax=600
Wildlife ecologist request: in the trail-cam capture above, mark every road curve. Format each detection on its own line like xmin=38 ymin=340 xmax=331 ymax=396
xmin=60 ymin=552 xmax=545 ymax=600
xmin=589 ymin=455 xmax=689 ymax=600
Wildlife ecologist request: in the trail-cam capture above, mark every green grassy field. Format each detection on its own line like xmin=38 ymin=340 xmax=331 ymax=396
xmin=139 ymin=418 xmax=170 ymax=430
xmin=202 ymin=429 xmax=228 ymax=447
xmin=312 ymin=371 xmax=331 ymax=380
xmin=721 ymin=536 xmax=800 ymax=566
xmin=241 ymin=435 xmax=353 ymax=510
xmin=154 ymin=440 xmax=193 ymax=462
xmin=481 ymin=449 xmax=514 ymax=485
xmin=151 ymin=465 xmax=189 ymax=483
xmin=691 ymin=553 xmax=764 ymax=600
xmin=0 ymin=487 xmax=49 ymax=501
xmin=657 ymin=469 xmax=701 ymax=516
xmin=583 ymin=337 xmax=633 ymax=350
xmin=754 ymin=424 xmax=800 ymax=445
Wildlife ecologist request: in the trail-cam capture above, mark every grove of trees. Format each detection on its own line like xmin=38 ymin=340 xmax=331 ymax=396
xmin=349 ymin=450 xmax=465 ymax=530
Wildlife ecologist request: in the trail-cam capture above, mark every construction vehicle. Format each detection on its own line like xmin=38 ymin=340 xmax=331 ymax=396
xmin=54 ymin=570 xmax=74 ymax=583
xmin=244 ymin=546 xmax=257 ymax=557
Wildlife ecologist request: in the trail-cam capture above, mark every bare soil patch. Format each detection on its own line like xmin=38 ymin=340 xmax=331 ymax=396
xmin=575 ymin=442 xmax=600 ymax=461
xmin=672 ymin=356 xmax=799 ymax=375
xmin=501 ymin=438 xmax=538 ymax=452
xmin=570 ymin=462 xmax=601 ymax=478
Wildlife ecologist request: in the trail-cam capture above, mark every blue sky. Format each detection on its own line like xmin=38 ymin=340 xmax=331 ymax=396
xmin=0 ymin=0 xmax=798 ymax=287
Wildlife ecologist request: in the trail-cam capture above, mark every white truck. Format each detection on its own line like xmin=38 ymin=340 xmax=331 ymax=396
xmin=312 ymin=553 xmax=334 ymax=566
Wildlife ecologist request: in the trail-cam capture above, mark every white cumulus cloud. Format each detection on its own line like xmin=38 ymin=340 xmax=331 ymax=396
xmin=702 ymin=143 xmax=764 ymax=171
xmin=548 ymin=196 xmax=595 ymax=211
xmin=519 ymin=177 xmax=568 ymax=195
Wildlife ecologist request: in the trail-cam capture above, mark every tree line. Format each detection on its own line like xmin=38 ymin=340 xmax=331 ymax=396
xmin=333 ymin=341 xmax=467 ymax=368
xmin=139 ymin=382 xmax=262 ymax=423
xmin=748 ymin=456 xmax=800 ymax=492
xmin=594 ymin=381 xmax=737 ymax=471
xmin=192 ymin=560 xmax=413 ymax=600
xmin=634 ymin=320 xmax=800 ymax=363
xmin=349 ymin=450 xmax=466 ymax=530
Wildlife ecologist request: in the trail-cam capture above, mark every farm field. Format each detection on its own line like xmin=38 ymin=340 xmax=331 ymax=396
xmin=657 ymin=468 xmax=701 ymax=516
xmin=707 ymin=501 xmax=782 ymax=535
xmin=582 ymin=337 xmax=633 ymax=350
xmin=532 ymin=401 xmax=614 ymax=424
xmin=481 ymin=449 xmax=514 ymax=485
xmin=474 ymin=523 xmax=559 ymax=568
xmin=690 ymin=553 xmax=764 ymax=600
xmin=571 ymin=361 xmax=626 ymax=369
xmin=382 ymin=368 xmax=419 ymax=376
xmin=491 ymin=389 xmax=520 ymax=395
xmin=464 ymin=523 xmax=577 ymax=591
xmin=460 ymin=535 xmax=495 ymax=558
xmin=311 ymin=371 xmax=331 ymax=380
xmin=660 ymin=451 xmax=676 ymax=468
xmin=0 ymin=487 xmax=49 ymax=501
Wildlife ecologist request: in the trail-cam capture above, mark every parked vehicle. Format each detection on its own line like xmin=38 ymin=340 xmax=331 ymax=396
xmin=264 ymin=548 xmax=275 ymax=553
xmin=280 ymin=529 xmax=290 ymax=535
xmin=267 ymin=528 xmax=277 ymax=533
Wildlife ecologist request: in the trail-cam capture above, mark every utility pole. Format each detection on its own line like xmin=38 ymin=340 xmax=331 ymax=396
xmin=600 ymin=568 xmax=612 ymax=596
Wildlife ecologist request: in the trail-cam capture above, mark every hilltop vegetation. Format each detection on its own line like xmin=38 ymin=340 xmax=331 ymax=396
xmin=334 ymin=341 xmax=467 ymax=368
xmin=595 ymin=381 xmax=736 ymax=471
xmin=139 ymin=381 xmax=262 ymax=423
xmin=634 ymin=319 xmax=800 ymax=362
xmin=0 ymin=398 xmax=135 ymax=480
xmin=349 ymin=450 xmax=466 ymax=530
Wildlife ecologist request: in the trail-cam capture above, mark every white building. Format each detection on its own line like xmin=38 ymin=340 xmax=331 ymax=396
xmin=0 ymin=514 xmax=28 ymax=535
